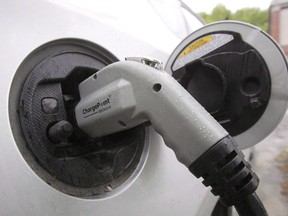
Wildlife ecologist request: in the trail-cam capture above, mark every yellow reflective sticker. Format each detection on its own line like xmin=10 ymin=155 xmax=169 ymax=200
xmin=178 ymin=35 xmax=213 ymax=58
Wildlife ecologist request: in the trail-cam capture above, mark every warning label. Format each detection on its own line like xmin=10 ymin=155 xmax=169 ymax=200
xmin=178 ymin=35 xmax=213 ymax=58
xmin=172 ymin=34 xmax=234 ymax=71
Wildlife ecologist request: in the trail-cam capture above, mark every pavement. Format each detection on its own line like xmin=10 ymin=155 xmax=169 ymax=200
xmin=251 ymin=112 xmax=288 ymax=216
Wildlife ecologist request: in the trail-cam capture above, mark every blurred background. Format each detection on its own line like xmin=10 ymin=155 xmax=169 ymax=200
xmin=185 ymin=0 xmax=288 ymax=215
xmin=186 ymin=0 xmax=288 ymax=57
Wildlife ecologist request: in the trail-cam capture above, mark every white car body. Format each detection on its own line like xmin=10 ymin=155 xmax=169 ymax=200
xmin=0 ymin=0 xmax=222 ymax=215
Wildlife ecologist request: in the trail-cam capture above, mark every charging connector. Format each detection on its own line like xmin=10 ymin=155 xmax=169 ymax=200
xmin=75 ymin=60 xmax=268 ymax=215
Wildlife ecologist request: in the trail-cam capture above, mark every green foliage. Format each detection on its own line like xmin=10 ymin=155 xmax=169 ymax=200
xmin=199 ymin=4 xmax=269 ymax=32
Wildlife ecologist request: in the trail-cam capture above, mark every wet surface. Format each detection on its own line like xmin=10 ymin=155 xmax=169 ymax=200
xmin=276 ymin=150 xmax=288 ymax=197
xmin=251 ymin=113 xmax=288 ymax=216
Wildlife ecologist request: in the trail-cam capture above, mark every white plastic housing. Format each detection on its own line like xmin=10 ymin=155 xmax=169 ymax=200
xmin=75 ymin=61 xmax=228 ymax=166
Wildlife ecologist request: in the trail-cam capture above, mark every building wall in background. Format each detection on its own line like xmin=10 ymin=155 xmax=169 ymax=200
xmin=270 ymin=0 xmax=288 ymax=57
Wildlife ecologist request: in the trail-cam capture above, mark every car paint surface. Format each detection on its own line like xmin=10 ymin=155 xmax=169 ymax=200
xmin=0 ymin=0 xmax=217 ymax=216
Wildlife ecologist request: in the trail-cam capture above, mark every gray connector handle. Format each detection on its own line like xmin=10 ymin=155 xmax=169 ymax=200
xmin=75 ymin=61 xmax=228 ymax=166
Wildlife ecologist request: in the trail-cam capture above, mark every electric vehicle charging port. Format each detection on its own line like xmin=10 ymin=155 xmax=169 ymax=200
xmin=10 ymin=39 xmax=149 ymax=197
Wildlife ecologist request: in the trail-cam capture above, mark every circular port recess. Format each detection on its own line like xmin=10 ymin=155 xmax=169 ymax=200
xmin=9 ymin=39 xmax=150 ymax=198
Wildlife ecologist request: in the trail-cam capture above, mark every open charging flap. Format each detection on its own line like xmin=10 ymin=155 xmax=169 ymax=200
xmin=165 ymin=21 xmax=288 ymax=149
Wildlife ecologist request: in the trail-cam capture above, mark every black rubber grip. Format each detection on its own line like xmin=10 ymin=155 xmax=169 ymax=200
xmin=189 ymin=136 xmax=259 ymax=207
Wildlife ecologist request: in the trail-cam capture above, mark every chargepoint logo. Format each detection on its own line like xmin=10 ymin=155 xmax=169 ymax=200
xmin=83 ymin=98 xmax=111 ymax=118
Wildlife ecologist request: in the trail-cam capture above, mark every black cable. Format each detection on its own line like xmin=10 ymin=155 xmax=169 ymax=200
xmin=234 ymin=192 xmax=268 ymax=216
xmin=189 ymin=136 xmax=268 ymax=216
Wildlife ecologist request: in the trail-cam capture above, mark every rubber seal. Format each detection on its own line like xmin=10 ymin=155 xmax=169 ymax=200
xmin=189 ymin=136 xmax=259 ymax=206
